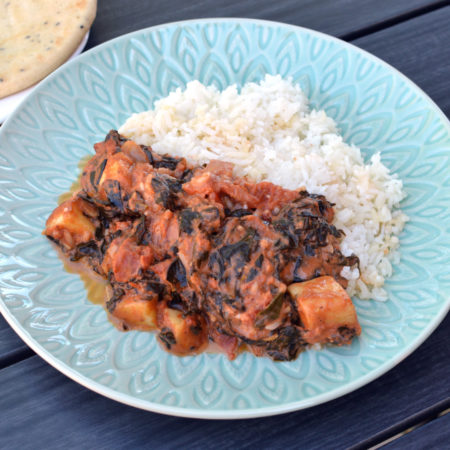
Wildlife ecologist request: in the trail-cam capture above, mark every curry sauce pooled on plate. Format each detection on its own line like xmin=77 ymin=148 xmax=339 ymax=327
xmin=44 ymin=130 xmax=361 ymax=361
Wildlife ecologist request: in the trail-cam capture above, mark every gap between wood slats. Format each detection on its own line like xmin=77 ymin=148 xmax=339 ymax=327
xmin=349 ymin=398 xmax=450 ymax=450
xmin=372 ymin=409 xmax=450 ymax=449
xmin=341 ymin=0 xmax=450 ymax=41
xmin=0 ymin=347 xmax=35 ymax=370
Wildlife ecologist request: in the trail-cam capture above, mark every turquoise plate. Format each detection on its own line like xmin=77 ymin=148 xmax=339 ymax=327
xmin=0 ymin=19 xmax=449 ymax=419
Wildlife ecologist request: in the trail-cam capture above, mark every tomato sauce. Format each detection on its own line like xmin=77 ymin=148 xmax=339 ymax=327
xmin=45 ymin=131 xmax=360 ymax=361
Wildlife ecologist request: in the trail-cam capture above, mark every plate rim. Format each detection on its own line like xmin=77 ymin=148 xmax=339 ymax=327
xmin=0 ymin=17 xmax=449 ymax=419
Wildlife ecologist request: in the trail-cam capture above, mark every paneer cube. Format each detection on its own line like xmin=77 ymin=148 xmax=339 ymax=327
xmin=44 ymin=197 xmax=97 ymax=249
xmin=112 ymin=293 xmax=157 ymax=331
xmin=157 ymin=305 xmax=208 ymax=356
xmin=288 ymin=276 xmax=361 ymax=345
xmin=120 ymin=140 xmax=148 ymax=163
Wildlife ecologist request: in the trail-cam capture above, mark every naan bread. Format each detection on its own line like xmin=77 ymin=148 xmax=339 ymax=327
xmin=0 ymin=0 xmax=97 ymax=98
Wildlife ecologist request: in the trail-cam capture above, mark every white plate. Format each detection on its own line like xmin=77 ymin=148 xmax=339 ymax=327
xmin=0 ymin=31 xmax=90 ymax=123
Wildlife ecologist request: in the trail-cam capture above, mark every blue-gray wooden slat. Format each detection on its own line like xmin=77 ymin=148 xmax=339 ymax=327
xmin=0 ymin=315 xmax=30 ymax=362
xmin=85 ymin=0 xmax=448 ymax=47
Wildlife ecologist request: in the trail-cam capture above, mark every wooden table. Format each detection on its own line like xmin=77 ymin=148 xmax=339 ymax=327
xmin=1 ymin=1 xmax=449 ymax=448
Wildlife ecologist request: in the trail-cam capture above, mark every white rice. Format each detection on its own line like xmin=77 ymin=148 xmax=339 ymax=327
xmin=119 ymin=75 xmax=408 ymax=301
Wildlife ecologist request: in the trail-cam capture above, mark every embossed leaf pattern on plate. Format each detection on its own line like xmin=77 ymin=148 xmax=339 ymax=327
xmin=0 ymin=19 xmax=449 ymax=418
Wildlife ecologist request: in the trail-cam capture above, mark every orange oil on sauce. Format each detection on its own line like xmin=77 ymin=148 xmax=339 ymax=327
xmin=58 ymin=154 xmax=108 ymax=307
xmin=62 ymin=256 xmax=108 ymax=306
